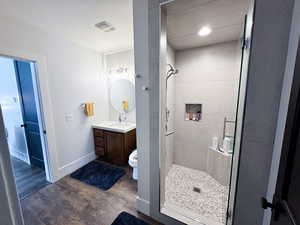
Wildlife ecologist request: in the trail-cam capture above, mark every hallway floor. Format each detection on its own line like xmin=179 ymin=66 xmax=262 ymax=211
xmin=162 ymin=165 xmax=229 ymax=225
xmin=11 ymin=157 xmax=49 ymax=200
xmin=20 ymin=163 xmax=161 ymax=225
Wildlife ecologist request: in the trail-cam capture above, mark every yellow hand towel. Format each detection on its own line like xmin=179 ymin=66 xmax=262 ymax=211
xmin=85 ymin=103 xmax=94 ymax=117
xmin=122 ymin=100 xmax=129 ymax=111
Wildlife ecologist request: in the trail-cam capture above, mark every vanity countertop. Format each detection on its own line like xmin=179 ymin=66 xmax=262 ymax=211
xmin=92 ymin=121 xmax=136 ymax=133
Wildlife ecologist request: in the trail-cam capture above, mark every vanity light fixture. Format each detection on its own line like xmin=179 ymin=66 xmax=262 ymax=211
xmin=198 ymin=26 xmax=212 ymax=36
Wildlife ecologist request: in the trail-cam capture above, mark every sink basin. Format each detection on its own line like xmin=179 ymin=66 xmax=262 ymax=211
xmin=92 ymin=121 xmax=136 ymax=133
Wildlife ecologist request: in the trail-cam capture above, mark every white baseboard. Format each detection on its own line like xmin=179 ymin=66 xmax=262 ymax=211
xmin=58 ymin=152 xmax=96 ymax=179
xmin=136 ymin=196 xmax=150 ymax=216
xmin=10 ymin=150 xmax=29 ymax=164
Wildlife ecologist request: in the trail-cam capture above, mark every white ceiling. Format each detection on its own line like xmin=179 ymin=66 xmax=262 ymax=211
xmin=0 ymin=0 xmax=250 ymax=53
xmin=0 ymin=0 xmax=134 ymax=53
xmin=165 ymin=0 xmax=251 ymax=50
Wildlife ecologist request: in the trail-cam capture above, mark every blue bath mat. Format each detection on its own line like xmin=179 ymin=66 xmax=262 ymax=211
xmin=111 ymin=212 xmax=149 ymax=225
xmin=70 ymin=161 xmax=125 ymax=191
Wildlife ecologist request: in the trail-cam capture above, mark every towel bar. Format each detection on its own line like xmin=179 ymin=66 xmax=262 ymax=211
xmin=80 ymin=103 xmax=95 ymax=108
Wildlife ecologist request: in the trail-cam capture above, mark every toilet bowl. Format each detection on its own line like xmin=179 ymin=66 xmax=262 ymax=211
xmin=128 ymin=150 xmax=138 ymax=180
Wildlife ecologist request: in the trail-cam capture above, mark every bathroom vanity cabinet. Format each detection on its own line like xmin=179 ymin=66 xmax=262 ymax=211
xmin=93 ymin=128 xmax=136 ymax=166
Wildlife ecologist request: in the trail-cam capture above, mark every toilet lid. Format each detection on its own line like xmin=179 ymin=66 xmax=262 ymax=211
xmin=129 ymin=150 xmax=138 ymax=166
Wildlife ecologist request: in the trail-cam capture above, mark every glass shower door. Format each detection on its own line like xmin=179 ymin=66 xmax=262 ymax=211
xmin=158 ymin=0 xmax=254 ymax=224
xmin=226 ymin=11 xmax=254 ymax=225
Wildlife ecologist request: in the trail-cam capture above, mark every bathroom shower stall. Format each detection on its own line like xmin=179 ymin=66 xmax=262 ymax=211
xmin=159 ymin=0 xmax=253 ymax=224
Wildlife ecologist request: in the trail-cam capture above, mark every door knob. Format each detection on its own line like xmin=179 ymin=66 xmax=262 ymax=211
xmin=142 ymin=86 xmax=149 ymax=91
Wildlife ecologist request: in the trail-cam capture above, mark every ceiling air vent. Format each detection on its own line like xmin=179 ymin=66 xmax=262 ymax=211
xmin=95 ymin=21 xmax=115 ymax=32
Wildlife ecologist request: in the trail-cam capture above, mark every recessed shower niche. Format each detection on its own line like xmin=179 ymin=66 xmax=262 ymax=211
xmin=185 ymin=104 xmax=202 ymax=121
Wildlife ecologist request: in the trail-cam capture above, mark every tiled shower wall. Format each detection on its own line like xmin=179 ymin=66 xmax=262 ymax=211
xmin=174 ymin=41 xmax=241 ymax=172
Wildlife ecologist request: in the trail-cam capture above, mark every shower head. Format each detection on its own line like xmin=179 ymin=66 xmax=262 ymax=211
xmin=167 ymin=64 xmax=178 ymax=74
xmin=167 ymin=64 xmax=178 ymax=80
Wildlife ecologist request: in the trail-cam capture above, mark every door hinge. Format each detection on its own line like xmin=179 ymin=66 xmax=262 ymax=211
xmin=261 ymin=197 xmax=283 ymax=221
xmin=43 ymin=130 xmax=46 ymax=134
xmin=241 ymin=37 xmax=249 ymax=49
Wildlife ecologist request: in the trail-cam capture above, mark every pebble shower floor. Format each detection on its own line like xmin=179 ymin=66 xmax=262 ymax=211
xmin=163 ymin=165 xmax=229 ymax=224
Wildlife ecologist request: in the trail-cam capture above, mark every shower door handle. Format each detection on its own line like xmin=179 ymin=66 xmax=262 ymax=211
xmin=261 ymin=197 xmax=285 ymax=222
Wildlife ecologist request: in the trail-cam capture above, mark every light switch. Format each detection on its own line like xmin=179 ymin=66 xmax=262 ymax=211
xmin=65 ymin=113 xmax=73 ymax=122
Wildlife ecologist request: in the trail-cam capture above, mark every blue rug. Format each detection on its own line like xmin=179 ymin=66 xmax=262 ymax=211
xmin=111 ymin=212 xmax=149 ymax=225
xmin=70 ymin=161 xmax=125 ymax=191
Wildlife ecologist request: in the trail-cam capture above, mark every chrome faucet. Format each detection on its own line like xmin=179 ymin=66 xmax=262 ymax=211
xmin=118 ymin=112 xmax=127 ymax=123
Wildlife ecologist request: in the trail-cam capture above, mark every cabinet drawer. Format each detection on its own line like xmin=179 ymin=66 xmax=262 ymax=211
xmin=94 ymin=129 xmax=104 ymax=137
xmin=95 ymin=146 xmax=105 ymax=156
xmin=95 ymin=137 xmax=105 ymax=147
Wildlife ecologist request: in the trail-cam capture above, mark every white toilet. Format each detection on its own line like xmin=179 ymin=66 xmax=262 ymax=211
xmin=128 ymin=150 xmax=138 ymax=180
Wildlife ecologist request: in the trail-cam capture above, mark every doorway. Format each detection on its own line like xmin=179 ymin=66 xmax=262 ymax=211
xmin=158 ymin=0 xmax=252 ymax=224
xmin=0 ymin=56 xmax=49 ymax=200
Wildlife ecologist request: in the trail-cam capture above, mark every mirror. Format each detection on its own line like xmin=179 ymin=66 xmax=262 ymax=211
xmin=110 ymin=79 xmax=135 ymax=113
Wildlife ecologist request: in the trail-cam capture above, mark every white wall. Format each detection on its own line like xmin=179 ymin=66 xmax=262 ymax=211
xmin=133 ymin=0 xmax=152 ymax=215
xmin=174 ymin=41 xmax=241 ymax=171
xmin=105 ymin=50 xmax=136 ymax=123
xmin=0 ymin=16 xmax=109 ymax=180
xmin=0 ymin=57 xmax=29 ymax=164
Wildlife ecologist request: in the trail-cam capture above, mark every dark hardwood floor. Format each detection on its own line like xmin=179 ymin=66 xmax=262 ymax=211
xmin=21 ymin=162 xmax=162 ymax=225
xmin=11 ymin=157 xmax=49 ymax=200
